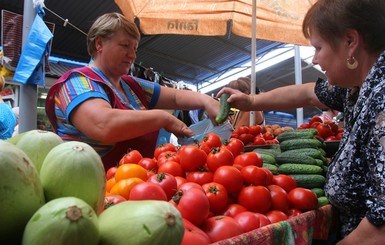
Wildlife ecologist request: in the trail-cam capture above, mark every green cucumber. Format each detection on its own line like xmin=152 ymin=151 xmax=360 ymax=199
xmin=275 ymin=154 xmax=319 ymax=166
xmin=259 ymin=153 xmax=276 ymax=165
xmin=318 ymin=196 xmax=329 ymax=208
xmin=262 ymin=163 xmax=278 ymax=174
xmin=276 ymin=148 xmax=325 ymax=160
xmin=277 ymin=128 xmax=318 ymax=143
xmin=311 ymin=188 xmax=325 ymax=198
xmin=278 ymin=164 xmax=323 ymax=174
xmin=215 ymin=93 xmax=231 ymax=124
xmin=279 ymin=138 xmax=323 ymax=151
xmin=289 ymin=174 xmax=326 ymax=189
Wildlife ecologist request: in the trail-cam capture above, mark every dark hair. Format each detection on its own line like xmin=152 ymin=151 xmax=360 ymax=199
xmin=227 ymin=77 xmax=261 ymax=95
xmin=302 ymin=0 xmax=385 ymax=54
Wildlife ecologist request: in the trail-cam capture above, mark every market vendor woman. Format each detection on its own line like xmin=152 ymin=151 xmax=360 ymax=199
xmin=218 ymin=0 xmax=385 ymax=244
xmin=45 ymin=13 xmax=219 ymax=169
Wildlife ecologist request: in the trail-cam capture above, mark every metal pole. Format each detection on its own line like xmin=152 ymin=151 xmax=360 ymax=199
xmin=294 ymin=45 xmax=303 ymax=127
xmin=249 ymin=0 xmax=257 ymax=126
xmin=19 ymin=0 xmax=38 ymax=132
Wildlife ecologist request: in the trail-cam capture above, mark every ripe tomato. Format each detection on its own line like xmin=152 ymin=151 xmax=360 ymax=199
xmin=298 ymin=123 xmax=310 ymax=129
xmin=237 ymin=185 xmax=271 ymax=213
xmin=119 ymin=149 xmax=143 ymax=165
xmin=101 ymin=194 xmax=126 ymax=212
xmin=237 ymin=126 xmax=249 ymax=135
xmin=254 ymin=213 xmax=271 ymax=227
xmin=197 ymin=141 xmax=211 ymax=154
xmin=238 ymin=133 xmax=254 ymax=145
xmin=316 ymin=123 xmax=333 ymax=139
xmin=265 ymin=210 xmax=288 ymax=224
xmin=178 ymin=145 xmax=207 ymax=172
xmin=248 ymin=125 xmax=262 ymax=136
xmin=202 ymin=132 xmax=223 ymax=149
xmin=213 ymin=166 xmax=244 ymax=194
xmin=173 ymin=187 xmax=210 ymax=226
xmin=262 ymin=132 xmax=274 ymax=141
xmin=233 ymin=152 xmax=263 ymax=169
xmin=308 ymin=115 xmax=323 ymax=127
xmin=286 ymin=208 xmax=302 ymax=218
xmin=137 ymin=157 xmax=158 ymax=173
xmin=179 ymin=182 xmax=204 ymax=193
xmin=157 ymin=151 xmax=180 ymax=167
xmin=336 ymin=132 xmax=343 ymax=140
xmin=206 ymin=146 xmax=234 ymax=172
xmin=225 ymin=138 xmax=245 ymax=157
xmin=186 ymin=170 xmax=214 ymax=186
xmin=324 ymin=121 xmax=339 ymax=135
xmin=272 ymin=174 xmax=297 ymax=193
xmin=154 ymin=143 xmax=177 ymax=159
xmin=241 ymin=165 xmax=268 ymax=186
xmin=106 ymin=166 xmax=117 ymax=180
xmin=129 ymin=182 xmax=167 ymax=201
xmin=253 ymin=136 xmax=267 ymax=146
xmin=109 ymin=177 xmax=144 ymax=199
xmin=115 ymin=163 xmax=148 ymax=182
xmin=181 ymin=218 xmax=210 ymax=245
xmin=158 ymin=160 xmax=185 ymax=177
xmin=261 ymin=167 xmax=274 ymax=185
xmin=147 ymin=172 xmax=178 ymax=200
xmin=202 ymin=182 xmax=229 ymax=214
xmin=233 ymin=211 xmax=261 ymax=232
xmin=175 ymin=176 xmax=187 ymax=188
xmin=201 ymin=216 xmax=243 ymax=243
xmin=106 ymin=177 xmax=116 ymax=193
xmin=267 ymin=185 xmax=290 ymax=212
xmin=325 ymin=135 xmax=337 ymax=141
xmin=219 ymin=203 xmax=248 ymax=218
xmin=288 ymin=187 xmax=318 ymax=212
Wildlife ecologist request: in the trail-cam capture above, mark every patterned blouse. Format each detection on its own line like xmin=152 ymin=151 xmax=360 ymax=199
xmin=315 ymin=51 xmax=385 ymax=238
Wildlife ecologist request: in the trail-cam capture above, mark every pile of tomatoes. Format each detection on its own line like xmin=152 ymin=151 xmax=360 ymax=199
xmin=104 ymin=132 xmax=320 ymax=244
xmin=298 ymin=115 xmax=344 ymax=141
xmin=230 ymin=124 xmax=282 ymax=146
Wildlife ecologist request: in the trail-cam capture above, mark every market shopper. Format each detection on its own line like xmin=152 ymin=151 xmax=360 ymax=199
xmin=218 ymin=0 xmax=385 ymax=244
xmin=45 ymin=12 xmax=220 ymax=169
xmin=0 ymin=75 xmax=17 ymax=140
xmin=226 ymin=77 xmax=264 ymax=129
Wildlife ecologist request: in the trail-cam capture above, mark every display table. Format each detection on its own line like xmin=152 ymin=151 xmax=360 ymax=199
xmin=212 ymin=204 xmax=336 ymax=245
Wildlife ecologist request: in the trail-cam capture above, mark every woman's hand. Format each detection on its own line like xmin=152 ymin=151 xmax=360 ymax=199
xmin=216 ymin=87 xmax=254 ymax=111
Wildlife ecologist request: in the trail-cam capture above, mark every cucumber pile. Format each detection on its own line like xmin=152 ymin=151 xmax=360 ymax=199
xmin=275 ymin=129 xmax=329 ymax=207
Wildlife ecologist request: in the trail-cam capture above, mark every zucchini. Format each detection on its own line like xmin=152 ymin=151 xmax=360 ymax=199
xmin=277 ymin=128 xmax=318 ymax=142
xmin=262 ymin=163 xmax=278 ymax=174
xmin=289 ymin=174 xmax=326 ymax=189
xmin=278 ymin=164 xmax=323 ymax=174
xmin=275 ymin=154 xmax=319 ymax=166
xmin=215 ymin=93 xmax=231 ymax=124
xmin=279 ymin=138 xmax=323 ymax=151
xmin=311 ymin=188 xmax=325 ymax=198
xmin=318 ymin=196 xmax=329 ymax=208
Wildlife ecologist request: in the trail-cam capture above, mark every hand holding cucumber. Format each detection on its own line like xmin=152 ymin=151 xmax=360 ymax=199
xmin=215 ymin=93 xmax=231 ymax=124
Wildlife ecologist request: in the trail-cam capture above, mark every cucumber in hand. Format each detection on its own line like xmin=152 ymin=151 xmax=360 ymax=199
xmin=215 ymin=93 xmax=230 ymax=124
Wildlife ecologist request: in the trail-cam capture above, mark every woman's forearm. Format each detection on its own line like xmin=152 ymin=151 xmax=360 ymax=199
xmin=337 ymin=218 xmax=385 ymax=245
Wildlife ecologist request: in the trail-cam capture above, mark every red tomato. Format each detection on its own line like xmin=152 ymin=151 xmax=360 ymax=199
xmin=175 ymin=176 xmax=187 ymax=188
xmin=324 ymin=121 xmax=339 ymax=135
xmin=267 ymin=185 xmax=290 ymax=212
xmin=286 ymin=208 xmax=302 ymax=218
xmin=179 ymin=182 xmax=204 ymax=193
xmin=336 ymin=132 xmax=343 ymax=140
xmin=325 ymin=135 xmax=337 ymax=141
xmin=129 ymin=182 xmax=167 ymax=201
xmin=201 ymin=216 xmax=243 ymax=243
xmin=241 ymin=165 xmax=268 ymax=186
xmin=310 ymin=121 xmax=321 ymax=129
xmin=254 ymin=213 xmax=271 ymax=227
xmin=158 ymin=160 xmax=185 ymax=177
xmin=225 ymin=138 xmax=245 ymax=157
xmin=265 ymin=210 xmax=288 ymax=224
xmin=202 ymin=132 xmax=223 ymax=149
xmin=237 ymin=185 xmax=271 ymax=213
xmin=137 ymin=157 xmax=158 ymax=172
xmin=197 ymin=141 xmax=211 ymax=154
xmin=219 ymin=203 xmax=248 ymax=217
xmin=238 ymin=133 xmax=254 ymax=145
xmin=308 ymin=115 xmax=323 ymax=126
xmin=154 ymin=143 xmax=177 ymax=159
xmin=233 ymin=211 xmax=261 ymax=232
xmin=206 ymin=146 xmax=234 ymax=172
xmin=248 ymin=125 xmax=262 ymax=136
xmin=202 ymin=182 xmax=229 ymax=214
xmin=181 ymin=218 xmax=210 ymax=245
xmin=262 ymin=132 xmax=274 ymax=141
xmin=213 ymin=166 xmax=244 ymax=194
xmin=119 ymin=149 xmax=143 ymax=165
xmin=237 ymin=126 xmax=249 ymax=135
xmin=178 ymin=145 xmax=207 ymax=172
xmin=147 ymin=172 xmax=178 ymax=200
xmin=101 ymin=194 xmax=126 ymax=212
xmin=272 ymin=174 xmax=297 ymax=193
xmin=298 ymin=123 xmax=310 ymax=129
xmin=253 ymin=136 xmax=267 ymax=146
xmin=261 ymin=167 xmax=274 ymax=185
xmin=106 ymin=166 xmax=117 ymax=180
xmin=316 ymin=123 xmax=333 ymax=139
xmin=157 ymin=151 xmax=180 ymax=167
xmin=233 ymin=152 xmax=263 ymax=168
xmin=173 ymin=187 xmax=210 ymax=226
xmin=266 ymin=139 xmax=279 ymax=145
xmin=288 ymin=187 xmax=318 ymax=212
xmin=186 ymin=170 xmax=214 ymax=186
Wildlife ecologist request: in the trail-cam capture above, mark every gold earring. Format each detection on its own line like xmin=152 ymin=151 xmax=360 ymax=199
xmin=347 ymin=56 xmax=358 ymax=70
